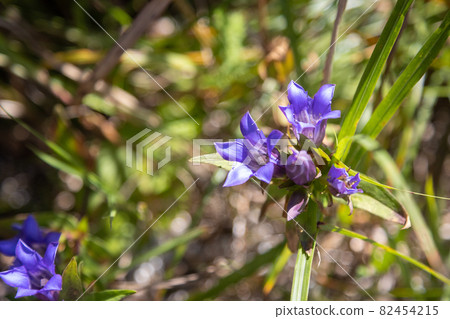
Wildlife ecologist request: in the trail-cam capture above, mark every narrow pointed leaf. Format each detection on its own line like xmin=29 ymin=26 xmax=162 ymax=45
xmin=321 ymin=225 xmax=450 ymax=285
xmin=354 ymin=135 xmax=445 ymax=273
xmin=263 ymin=244 xmax=292 ymax=295
xmin=337 ymin=0 xmax=414 ymax=160
xmin=81 ymin=289 xmax=136 ymax=301
xmin=361 ymin=12 xmax=450 ymax=140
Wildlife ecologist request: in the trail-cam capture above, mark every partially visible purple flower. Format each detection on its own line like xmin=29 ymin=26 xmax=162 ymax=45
xmin=0 ymin=215 xmax=61 ymax=257
xmin=327 ymin=165 xmax=362 ymax=196
xmin=0 ymin=240 xmax=62 ymax=300
xmin=286 ymin=150 xmax=316 ymax=185
xmin=215 ymin=112 xmax=284 ymax=187
xmin=327 ymin=165 xmax=363 ymax=214
xmin=286 ymin=189 xmax=309 ymax=221
xmin=279 ymin=81 xmax=340 ymax=145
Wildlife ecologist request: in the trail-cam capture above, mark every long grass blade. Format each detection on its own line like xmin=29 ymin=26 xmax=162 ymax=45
xmin=263 ymin=244 xmax=292 ymax=295
xmin=321 ymin=225 xmax=450 ymax=285
xmin=337 ymin=0 xmax=414 ymax=160
xmin=354 ymin=135 xmax=446 ymax=274
xmin=361 ymin=11 xmax=450 ymax=139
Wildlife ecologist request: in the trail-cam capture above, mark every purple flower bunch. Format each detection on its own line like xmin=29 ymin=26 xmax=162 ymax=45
xmin=0 ymin=216 xmax=62 ymax=300
xmin=215 ymin=80 xmax=362 ymax=220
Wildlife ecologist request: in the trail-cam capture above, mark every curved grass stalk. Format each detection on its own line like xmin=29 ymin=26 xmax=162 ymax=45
xmin=321 ymin=225 xmax=450 ymax=286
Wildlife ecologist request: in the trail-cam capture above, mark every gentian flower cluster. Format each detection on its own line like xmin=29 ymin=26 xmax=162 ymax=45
xmin=0 ymin=216 xmax=62 ymax=300
xmin=214 ymin=80 xmax=362 ymax=221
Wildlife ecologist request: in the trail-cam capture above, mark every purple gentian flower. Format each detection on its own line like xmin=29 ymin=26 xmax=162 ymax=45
xmin=286 ymin=150 xmax=316 ymax=185
xmin=0 ymin=215 xmax=61 ymax=257
xmin=279 ymin=81 xmax=340 ymax=145
xmin=286 ymin=190 xmax=309 ymax=221
xmin=327 ymin=165 xmax=363 ymax=214
xmin=0 ymin=239 xmax=62 ymax=300
xmin=215 ymin=112 xmax=284 ymax=187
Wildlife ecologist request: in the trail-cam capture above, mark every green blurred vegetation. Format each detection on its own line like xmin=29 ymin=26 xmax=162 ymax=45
xmin=0 ymin=0 xmax=448 ymax=300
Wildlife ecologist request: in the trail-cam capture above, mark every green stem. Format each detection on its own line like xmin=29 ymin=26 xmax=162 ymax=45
xmin=291 ymin=239 xmax=316 ymax=301
xmin=290 ymin=202 xmax=319 ymax=301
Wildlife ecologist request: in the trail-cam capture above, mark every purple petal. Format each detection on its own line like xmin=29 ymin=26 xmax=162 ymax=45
xmin=287 ymin=81 xmax=309 ymax=115
xmin=44 ymin=232 xmax=61 ymax=245
xmin=15 ymin=288 xmax=38 ymax=298
xmin=223 ymin=165 xmax=254 ymax=187
xmin=313 ymin=119 xmax=327 ymax=145
xmin=0 ymin=236 xmax=19 ymax=256
xmin=15 ymin=240 xmax=42 ymax=269
xmin=253 ymin=162 xmax=275 ymax=184
xmin=0 ymin=266 xmax=30 ymax=289
xmin=327 ymin=165 xmax=347 ymax=180
xmin=240 ymin=112 xmax=265 ymax=145
xmin=40 ymin=274 xmax=62 ymax=292
xmin=214 ymin=140 xmax=248 ymax=163
xmin=312 ymin=84 xmax=335 ymax=116
xmin=266 ymin=130 xmax=283 ymax=154
xmin=43 ymin=242 xmax=59 ymax=270
xmin=279 ymin=106 xmax=295 ymax=124
xmin=21 ymin=215 xmax=43 ymax=243
xmin=348 ymin=173 xmax=361 ymax=187
xmin=286 ymin=190 xmax=309 ymax=221
xmin=320 ymin=109 xmax=341 ymax=120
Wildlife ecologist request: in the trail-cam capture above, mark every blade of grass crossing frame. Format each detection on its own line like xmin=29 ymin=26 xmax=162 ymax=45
xmin=361 ymin=12 xmax=450 ymax=139
xmin=425 ymin=176 xmax=441 ymax=252
xmin=347 ymin=13 xmax=450 ymax=167
xmin=355 ymin=135 xmax=446 ymax=274
xmin=321 ymin=225 xmax=450 ymax=285
xmin=337 ymin=0 xmax=414 ymax=161
xmin=263 ymin=244 xmax=292 ymax=295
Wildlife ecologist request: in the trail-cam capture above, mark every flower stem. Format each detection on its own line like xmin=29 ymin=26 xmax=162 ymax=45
xmin=290 ymin=239 xmax=316 ymax=301
xmin=290 ymin=202 xmax=318 ymax=301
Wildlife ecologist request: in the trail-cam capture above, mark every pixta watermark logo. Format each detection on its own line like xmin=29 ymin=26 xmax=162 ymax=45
xmin=126 ymin=129 xmax=172 ymax=175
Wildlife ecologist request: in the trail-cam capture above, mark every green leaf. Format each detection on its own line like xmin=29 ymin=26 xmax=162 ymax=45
xmin=60 ymin=257 xmax=84 ymax=301
xmin=81 ymin=289 xmax=136 ymax=301
xmin=353 ymin=180 xmax=409 ymax=227
xmin=321 ymin=225 xmax=450 ymax=286
xmin=291 ymin=241 xmax=316 ymax=301
xmin=31 ymin=148 xmax=84 ymax=177
xmin=123 ymin=227 xmax=205 ymax=271
xmin=190 ymin=153 xmax=234 ymax=171
xmin=189 ymin=241 xmax=285 ymax=300
xmin=361 ymin=12 xmax=450 ymax=140
xmin=291 ymin=202 xmax=318 ymax=301
xmin=263 ymin=244 xmax=292 ymax=295
xmin=353 ymin=135 xmax=445 ymax=273
xmin=349 ymin=193 xmax=408 ymax=227
xmin=337 ymin=0 xmax=414 ymax=160
xmin=0 ymin=105 xmax=82 ymax=167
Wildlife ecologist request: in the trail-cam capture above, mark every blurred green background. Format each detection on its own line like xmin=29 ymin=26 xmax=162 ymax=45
xmin=0 ymin=0 xmax=448 ymax=300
